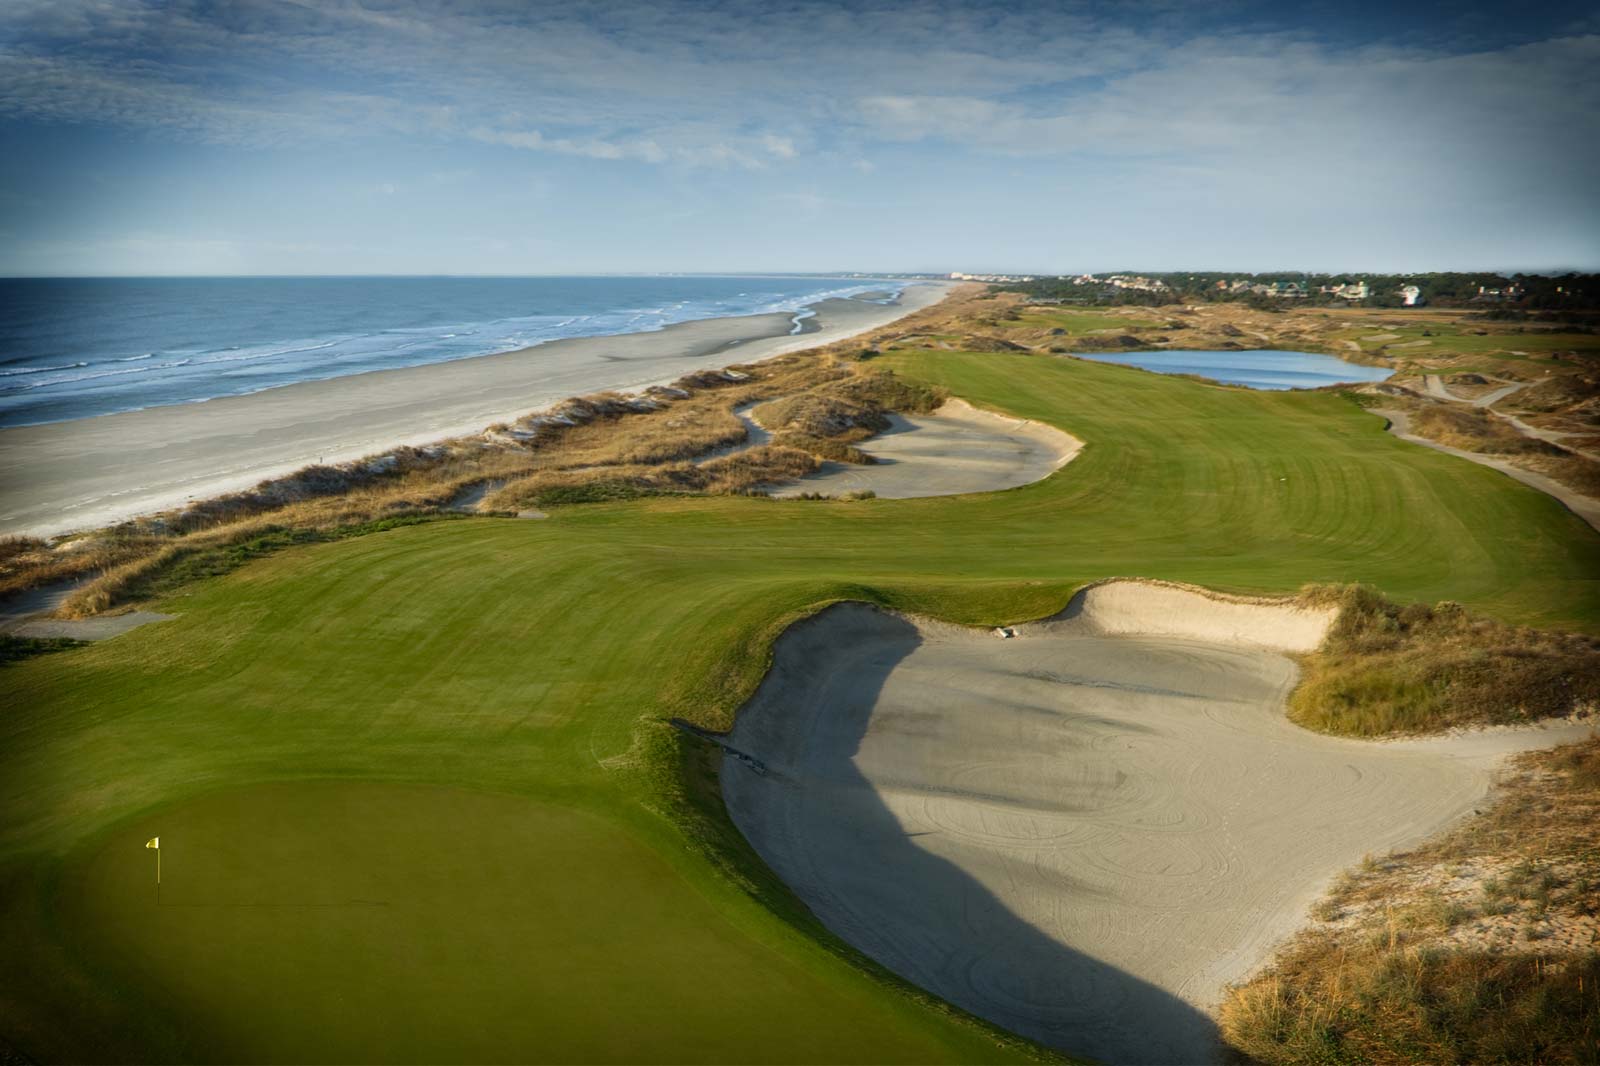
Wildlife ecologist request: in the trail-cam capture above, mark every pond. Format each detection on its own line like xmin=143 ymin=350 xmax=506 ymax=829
xmin=1076 ymin=348 xmax=1393 ymax=390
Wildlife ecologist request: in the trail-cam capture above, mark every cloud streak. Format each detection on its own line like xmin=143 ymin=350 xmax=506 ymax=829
xmin=1 ymin=0 xmax=1595 ymax=272
xmin=4 ymin=0 xmax=1587 ymax=173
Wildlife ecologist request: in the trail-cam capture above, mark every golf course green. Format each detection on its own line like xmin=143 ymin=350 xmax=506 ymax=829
xmin=3 ymin=348 xmax=1596 ymax=1063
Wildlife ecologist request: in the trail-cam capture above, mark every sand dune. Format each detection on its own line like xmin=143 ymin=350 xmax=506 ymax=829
xmin=723 ymin=581 xmax=1593 ymax=1063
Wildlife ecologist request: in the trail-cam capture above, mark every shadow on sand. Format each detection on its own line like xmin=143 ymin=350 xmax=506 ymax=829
xmin=723 ymin=605 xmax=1221 ymax=1065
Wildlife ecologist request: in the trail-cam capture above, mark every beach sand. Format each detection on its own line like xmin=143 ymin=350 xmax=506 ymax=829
xmin=0 ymin=283 xmax=951 ymax=537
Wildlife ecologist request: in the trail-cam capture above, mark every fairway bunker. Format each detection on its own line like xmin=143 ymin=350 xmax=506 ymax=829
xmin=772 ymin=398 xmax=1080 ymax=498
xmin=722 ymin=581 xmax=1594 ymax=1064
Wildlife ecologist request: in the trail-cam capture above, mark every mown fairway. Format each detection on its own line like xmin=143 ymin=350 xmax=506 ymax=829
xmin=3 ymin=348 xmax=1597 ymax=1063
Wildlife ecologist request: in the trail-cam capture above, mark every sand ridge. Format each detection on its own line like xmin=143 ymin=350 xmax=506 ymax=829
xmin=722 ymin=581 xmax=1594 ymax=1064
xmin=1035 ymin=577 xmax=1335 ymax=652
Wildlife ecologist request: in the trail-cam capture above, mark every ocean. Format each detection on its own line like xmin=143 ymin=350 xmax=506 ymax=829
xmin=0 ymin=275 xmax=898 ymax=428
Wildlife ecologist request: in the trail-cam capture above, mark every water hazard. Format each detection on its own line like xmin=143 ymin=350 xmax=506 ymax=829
xmin=1076 ymin=348 xmax=1393 ymax=390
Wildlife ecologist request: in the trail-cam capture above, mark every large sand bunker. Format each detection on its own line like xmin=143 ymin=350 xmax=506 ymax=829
xmin=772 ymin=398 xmax=1080 ymax=498
xmin=723 ymin=581 xmax=1593 ymax=1063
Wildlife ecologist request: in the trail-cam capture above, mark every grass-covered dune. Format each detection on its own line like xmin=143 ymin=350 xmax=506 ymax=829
xmin=2 ymin=348 xmax=1597 ymax=1063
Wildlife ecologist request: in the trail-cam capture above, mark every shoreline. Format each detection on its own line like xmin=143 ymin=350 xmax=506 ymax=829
xmin=0 ymin=283 xmax=952 ymax=538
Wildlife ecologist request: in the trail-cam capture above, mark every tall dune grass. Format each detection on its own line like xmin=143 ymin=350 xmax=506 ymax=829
xmin=1292 ymin=584 xmax=1600 ymax=735
xmin=1222 ymin=737 xmax=1600 ymax=1065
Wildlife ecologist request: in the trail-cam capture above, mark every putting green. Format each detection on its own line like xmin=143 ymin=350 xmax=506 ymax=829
xmin=64 ymin=781 xmax=1004 ymax=1064
xmin=3 ymin=348 xmax=1597 ymax=1063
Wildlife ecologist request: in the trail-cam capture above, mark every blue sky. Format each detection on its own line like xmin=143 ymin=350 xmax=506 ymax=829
xmin=2 ymin=0 xmax=1597 ymax=275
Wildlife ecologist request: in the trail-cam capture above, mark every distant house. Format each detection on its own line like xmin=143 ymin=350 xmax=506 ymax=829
xmin=1472 ymin=284 xmax=1523 ymax=302
xmin=1319 ymin=280 xmax=1370 ymax=300
xmin=1104 ymin=274 xmax=1170 ymax=293
xmin=948 ymin=272 xmax=1037 ymax=282
xmin=1399 ymin=285 xmax=1423 ymax=306
xmin=1249 ymin=281 xmax=1308 ymax=298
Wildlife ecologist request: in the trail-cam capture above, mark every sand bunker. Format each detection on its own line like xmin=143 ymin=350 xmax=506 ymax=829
xmin=723 ymin=581 xmax=1593 ymax=1063
xmin=772 ymin=398 xmax=1080 ymax=498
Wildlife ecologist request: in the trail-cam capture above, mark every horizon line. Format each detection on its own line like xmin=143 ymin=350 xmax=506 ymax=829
xmin=2 ymin=267 xmax=1596 ymax=281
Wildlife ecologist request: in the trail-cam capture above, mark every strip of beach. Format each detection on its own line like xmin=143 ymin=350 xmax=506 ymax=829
xmin=0 ymin=283 xmax=952 ymax=537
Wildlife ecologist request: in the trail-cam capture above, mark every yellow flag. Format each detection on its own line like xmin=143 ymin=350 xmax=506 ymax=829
xmin=145 ymin=837 xmax=159 ymax=849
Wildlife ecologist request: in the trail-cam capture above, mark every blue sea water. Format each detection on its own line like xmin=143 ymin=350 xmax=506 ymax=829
xmin=1075 ymin=348 xmax=1393 ymax=390
xmin=0 ymin=275 xmax=899 ymax=428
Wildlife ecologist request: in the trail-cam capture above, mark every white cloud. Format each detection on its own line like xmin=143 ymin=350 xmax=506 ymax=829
xmin=0 ymin=0 xmax=1594 ymax=259
xmin=761 ymin=134 xmax=797 ymax=159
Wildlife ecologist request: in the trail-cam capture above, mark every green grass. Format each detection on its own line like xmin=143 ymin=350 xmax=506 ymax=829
xmin=0 ymin=634 xmax=88 ymax=665
xmin=1012 ymin=309 xmax=1154 ymax=334
xmin=1336 ymin=323 xmax=1600 ymax=359
xmin=2 ymin=348 xmax=1597 ymax=1063
xmin=66 ymin=781 xmax=1000 ymax=1064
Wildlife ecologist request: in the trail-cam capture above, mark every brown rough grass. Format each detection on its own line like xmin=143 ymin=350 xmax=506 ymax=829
xmin=1409 ymin=403 xmax=1564 ymax=456
xmin=1221 ymin=737 xmax=1600 ymax=1066
xmin=1291 ymin=585 xmax=1600 ymax=736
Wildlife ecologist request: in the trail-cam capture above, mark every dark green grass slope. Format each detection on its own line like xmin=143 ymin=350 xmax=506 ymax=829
xmin=1 ymin=349 xmax=1596 ymax=1063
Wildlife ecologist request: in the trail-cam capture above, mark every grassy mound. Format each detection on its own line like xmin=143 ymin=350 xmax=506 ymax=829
xmin=1409 ymin=403 xmax=1565 ymax=456
xmin=1292 ymin=585 xmax=1600 ymax=735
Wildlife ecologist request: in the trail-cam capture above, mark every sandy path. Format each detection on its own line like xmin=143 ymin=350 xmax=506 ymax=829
xmin=1501 ymin=410 xmax=1600 ymax=462
xmin=0 ymin=285 xmax=952 ymax=538
xmin=1418 ymin=376 xmax=1596 ymax=461
xmin=690 ymin=400 xmax=775 ymax=467
xmin=444 ymin=479 xmax=507 ymax=513
xmin=771 ymin=398 xmax=1081 ymax=499
xmin=1372 ymin=407 xmax=1600 ymax=533
xmin=0 ymin=580 xmax=171 ymax=640
xmin=723 ymin=583 xmax=1593 ymax=1064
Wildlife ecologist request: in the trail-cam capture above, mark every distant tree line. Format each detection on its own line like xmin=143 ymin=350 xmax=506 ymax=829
xmin=996 ymin=272 xmax=1600 ymax=312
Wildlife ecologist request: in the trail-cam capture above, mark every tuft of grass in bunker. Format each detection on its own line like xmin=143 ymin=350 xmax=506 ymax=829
xmin=1221 ymin=737 xmax=1600 ymax=1066
xmin=1291 ymin=585 xmax=1600 ymax=736
xmin=753 ymin=372 xmax=949 ymax=466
